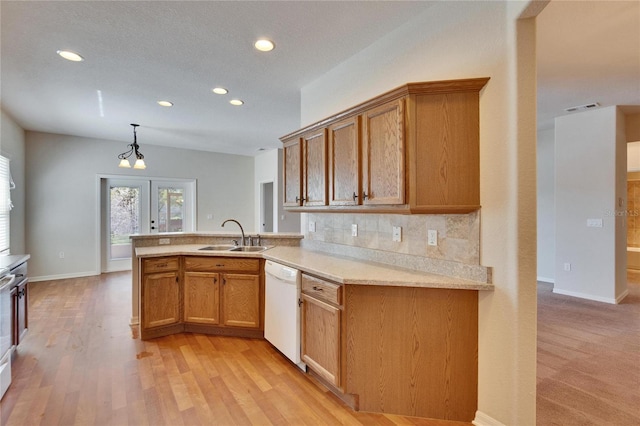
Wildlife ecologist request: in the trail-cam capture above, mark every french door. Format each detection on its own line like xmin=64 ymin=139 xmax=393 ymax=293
xmin=103 ymin=177 xmax=195 ymax=272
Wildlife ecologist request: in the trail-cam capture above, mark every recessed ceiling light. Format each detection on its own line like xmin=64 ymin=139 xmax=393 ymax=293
xmin=56 ymin=50 xmax=84 ymax=62
xmin=212 ymin=87 xmax=228 ymax=95
xmin=157 ymin=100 xmax=173 ymax=107
xmin=254 ymin=39 xmax=275 ymax=52
xmin=230 ymin=99 xmax=244 ymax=106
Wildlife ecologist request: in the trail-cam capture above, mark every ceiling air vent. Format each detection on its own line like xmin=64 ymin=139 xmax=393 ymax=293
xmin=564 ymin=102 xmax=600 ymax=113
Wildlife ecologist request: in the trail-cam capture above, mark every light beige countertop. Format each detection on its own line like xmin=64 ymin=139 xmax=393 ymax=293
xmin=263 ymin=246 xmax=492 ymax=290
xmin=136 ymin=244 xmax=492 ymax=291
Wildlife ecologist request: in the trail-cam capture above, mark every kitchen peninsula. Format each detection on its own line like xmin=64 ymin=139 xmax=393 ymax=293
xmin=131 ymin=233 xmax=492 ymax=421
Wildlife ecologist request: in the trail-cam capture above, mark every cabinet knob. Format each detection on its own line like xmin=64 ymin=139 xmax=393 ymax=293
xmin=312 ymin=286 xmax=324 ymax=291
xmin=213 ymin=277 xmax=217 ymax=284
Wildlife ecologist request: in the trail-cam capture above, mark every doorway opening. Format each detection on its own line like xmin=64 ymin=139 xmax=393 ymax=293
xmin=260 ymin=181 xmax=274 ymax=233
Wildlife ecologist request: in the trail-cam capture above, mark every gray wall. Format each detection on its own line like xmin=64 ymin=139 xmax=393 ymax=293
xmin=537 ymin=127 xmax=555 ymax=282
xmin=1 ymin=110 xmax=26 ymax=254
xmin=554 ymin=106 xmax=627 ymax=302
xmin=26 ymin=131 xmax=254 ymax=279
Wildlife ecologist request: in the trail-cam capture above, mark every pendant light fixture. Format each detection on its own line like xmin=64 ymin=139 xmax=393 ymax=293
xmin=118 ymin=123 xmax=146 ymax=169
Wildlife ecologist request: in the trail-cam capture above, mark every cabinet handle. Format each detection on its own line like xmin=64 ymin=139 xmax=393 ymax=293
xmin=362 ymin=192 xmax=369 ymax=200
xmin=213 ymin=277 xmax=217 ymax=284
xmin=352 ymin=192 xmax=358 ymax=201
xmin=295 ymin=196 xmax=306 ymax=203
xmin=298 ymin=298 xmax=303 ymax=307
xmin=312 ymin=286 xmax=324 ymax=291
xmin=216 ymin=264 xmax=225 ymax=267
xmin=156 ymin=263 xmax=167 ymax=268
xmin=223 ymin=278 xmax=226 ymax=285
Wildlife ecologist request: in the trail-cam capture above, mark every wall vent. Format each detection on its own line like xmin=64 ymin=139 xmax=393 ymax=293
xmin=564 ymin=102 xmax=600 ymax=113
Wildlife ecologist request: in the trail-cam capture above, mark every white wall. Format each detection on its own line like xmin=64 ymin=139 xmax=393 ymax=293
xmin=537 ymin=127 xmax=555 ymax=282
xmin=253 ymin=148 xmax=300 ymax=233
xmin=300 ymin=1 xmax=537 ymax=424
xmin=26 ymin=131 xmax=254 ymax=279
xmin=554 ymin=106 xmax=627 ymax=303
xmin=0 ymin=110 xmax=26 ymax=254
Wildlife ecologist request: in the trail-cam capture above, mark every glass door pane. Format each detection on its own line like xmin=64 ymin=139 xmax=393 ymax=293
xmin=110 ymin=186 xmax=140 ymax=259
xmin=151 ymin=181 xmax=195 ymax=233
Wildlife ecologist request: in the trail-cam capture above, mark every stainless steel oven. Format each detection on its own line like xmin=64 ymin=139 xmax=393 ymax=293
xmin=0 ymin=268 xmax=15 ymax=399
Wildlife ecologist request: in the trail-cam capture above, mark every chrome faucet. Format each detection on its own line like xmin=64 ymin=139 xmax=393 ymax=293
xmin=221 ymin=219 xmax=246 ymax=246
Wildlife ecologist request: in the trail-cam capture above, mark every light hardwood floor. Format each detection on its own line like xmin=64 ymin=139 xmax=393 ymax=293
xmin=2 ymin=271 xmax=638 ymax=425
xmin=0 ymin=272 xmax=468 ymax=426
xmin=536 ymin=273 xmax=640 ymax=425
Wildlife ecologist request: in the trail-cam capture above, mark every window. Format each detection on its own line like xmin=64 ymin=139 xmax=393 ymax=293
xmin=0 ymin=156 xmax=11 ymax=254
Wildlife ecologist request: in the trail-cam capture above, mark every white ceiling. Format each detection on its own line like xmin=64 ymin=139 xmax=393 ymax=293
xmin=1 ymin=1 xmax=638 ymax=156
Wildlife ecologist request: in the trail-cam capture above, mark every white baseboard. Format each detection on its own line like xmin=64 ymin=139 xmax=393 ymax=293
xmin=29 ymin=271 xmax=99 ymax=282
xmin=473 ymin=411 xmax=506 ymax=426
xmin=537 ymin=276 xmax=555 ymax=283
xmin=553 ymin=287 xmax=619 ymax=304
xmin=615 ymin=289 xmax=629 ymax=304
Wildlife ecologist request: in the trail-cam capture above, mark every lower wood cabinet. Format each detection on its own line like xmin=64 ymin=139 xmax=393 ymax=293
xmin=301 ymin=274 xmax=343 ymax=389
xmin=141 ymin=258 xmax=180 ymax=330
xmin=221 ymin=273 xmax=260 ymax=328
xmin=183 ymin=272 xmax=220 ymax=325
xmin=140 ymin=255 xmax=264 ymax=340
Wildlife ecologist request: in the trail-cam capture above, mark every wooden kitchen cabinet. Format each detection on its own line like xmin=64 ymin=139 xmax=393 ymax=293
xmin=183 ymin=256 xmax=264 ymax=336
xmin=302 ymin=129 xmax=328 ymax=207
xmin=283 ymin=137 xmax=302 ymax=206
xmin=301 ymin=274 xmax=343 ymax=389
xmin=280 ymin=77 xmax=489 ymax=213
xmin=183 ymin=271 xmax=220 ymax=325
xmin=328 ymin=116 xmax=361 ymax=206
xmin=221 ymin=273 xmax=260 ymax=328
xmin=141 ymin=257 xmax=181 ymax=333
xmin=362 ymin=98 xmax=405 ymax=206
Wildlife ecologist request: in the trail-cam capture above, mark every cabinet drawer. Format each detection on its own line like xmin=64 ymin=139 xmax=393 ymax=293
xmin=143 ymin=257 xmax=179 ymax=273
xmin=184 ymin=256 xmax=260 ymax=272
xmin=302 ymin=274 xmax=342 ymax=306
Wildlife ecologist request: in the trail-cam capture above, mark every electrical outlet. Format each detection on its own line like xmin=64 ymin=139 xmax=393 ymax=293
xmin=159 ymin=238 xmax=171 ymax=245
xmin=309 ymin=221 xmax=316 ymax=232
xmin=351 ymin=224 xmax=358 ymax=237
xmin=59 ymin=251 xmax=65 ymax=259
xmin=427 ymin=230 xmax=438 ymax=246
xmin=206 ymin=213 xmax=213 ymax=220
xmin=392 ymin=226 xmax=402 ymax=242
xmin=564 ymin=263 xmax=571 ymax=272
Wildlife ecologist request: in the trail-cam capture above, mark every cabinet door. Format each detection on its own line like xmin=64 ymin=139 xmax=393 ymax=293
xmin=303 ymin=129 xmax=328 ymax=206
xmin=362 ymin=99 xmax=405 ymax=205
xmin=222 ymin=273 xmax=260 ymax=328
xmin=142 ymin=271 xmax=180 ymax=329
xmin=329 ymin=116 xmax=361 ymax=206
xmin=283 ymin=138 xmax=302 ymax=206
xmin=301 ymin=293 xmax=341 ymax=387
xmin=184 ymin=272 xmax=219 ymax=325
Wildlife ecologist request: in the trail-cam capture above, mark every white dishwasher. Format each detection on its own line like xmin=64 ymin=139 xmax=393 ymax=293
xmin=264 ymin=260 xmax=306 ymax=371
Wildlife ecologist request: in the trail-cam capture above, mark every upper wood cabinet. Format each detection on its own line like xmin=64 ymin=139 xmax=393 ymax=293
xmin=302 ymin=129 xmax=328 ymax=207
xmin=280 ymin=77 xmax=489 ymax=213
xmin=362 ymin=99 xmax=405 ymax=206
xmin=328 ymin=116 xmax=361 ymax=206
xmin=283 ymin=138 xmax=302 ymax=207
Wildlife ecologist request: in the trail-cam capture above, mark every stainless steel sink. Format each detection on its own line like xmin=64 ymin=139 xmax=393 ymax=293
xmin=229 ymin=246 xmax=269 ymax=252
xmin=198 ymin=244 xmax=236 ymax=251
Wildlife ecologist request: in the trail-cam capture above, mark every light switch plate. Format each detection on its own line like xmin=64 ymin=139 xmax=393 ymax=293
xmin=309 ymin=221 xmax=316 ymax=232
xmin=392 ymin=226 xmax=402 ymax=242
xmin=427 ymin=229 xmax=438 ymax=246
xmin=351 ymin=224 xmax=358 ymax=237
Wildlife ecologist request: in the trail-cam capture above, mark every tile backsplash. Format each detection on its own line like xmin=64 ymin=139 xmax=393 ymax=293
xmin=304 ymin=211 xmax=480 ymax=265
xmin=301 ymin=211 xmax=489 ymax=283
